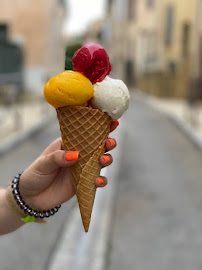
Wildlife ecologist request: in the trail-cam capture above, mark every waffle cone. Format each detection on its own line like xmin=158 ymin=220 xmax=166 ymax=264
xmin=56 ymin=106 xmax=111 ymax=232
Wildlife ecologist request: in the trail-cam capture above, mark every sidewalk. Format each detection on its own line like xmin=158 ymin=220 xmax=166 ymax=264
xmin=134 ymin=91 xmax=202 ymax=150
xmin=0 ymin=98 xmax=56 ymax=155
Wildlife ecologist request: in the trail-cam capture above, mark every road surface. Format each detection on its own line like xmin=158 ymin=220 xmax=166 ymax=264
xmin=106 ymin=98 xmax=202 ymax=270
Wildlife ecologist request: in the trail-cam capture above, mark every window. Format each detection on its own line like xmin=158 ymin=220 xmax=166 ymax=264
xmin=107 ymin=0 xmax=113 ymax=15
xmin=164 ymin=5 xmax=175 ymax=46
xmin=128 ymin=0 xmax=136 ymax=21
xmin=200 ymin=36 xmax=202 ymax=76
xmin=117 ymin=0 xmax=125 ymax=20
xmin=59 ymin=0 xmax=66 ymax=7
xmin=146 ymin=0 xmax=155 ymax=8
xmin=182 ymin=23 xmax=190 ymax=58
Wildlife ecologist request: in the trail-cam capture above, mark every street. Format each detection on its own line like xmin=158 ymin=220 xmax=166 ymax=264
xmin=107 ymin=98 xmax=202 ymax=270
xmin=0 ymin=98 xmax=202 ymax=270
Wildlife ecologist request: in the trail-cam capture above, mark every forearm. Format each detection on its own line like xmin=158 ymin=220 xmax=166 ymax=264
xmin=0 ymin=188 xmax=25 ymax=235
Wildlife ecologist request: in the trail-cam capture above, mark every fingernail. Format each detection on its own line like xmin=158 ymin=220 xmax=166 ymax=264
xmin=97 ymin=178 xmax=104 ymax=185
xmin=101 ymin=155 xmax=110 ymax=164
xmin=110 ymin=120 xmax=119 ymax=131
xmin=108 ymin=138 xmax=116 ymax=147
xmin=65 ymin=151 xmax=79 ymax=161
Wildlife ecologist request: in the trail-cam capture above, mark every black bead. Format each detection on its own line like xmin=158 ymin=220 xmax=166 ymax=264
xmin=45 ymin=211 xmax=51 ymax=218
xmin=17 ymin=200 xmax=20 ymax=205
xmin=19 ymin=202 xmax=24 ymax=209
xmin=12 ymin=184 xmax=18 ymax=189
xmin=18 ymin=200 xmax=22 ymax=205
xmin=33 ymin=212 xmax=38 ymax=218
xmin=13 ymin=189 xmax=18 ymax=195
xmin=39 ymin=212 xmax=44 ymax=219
xmin=13 ymin=178 xmax=18 ymax=184
xmin=16 ymin=195 xmax=21 ymax=201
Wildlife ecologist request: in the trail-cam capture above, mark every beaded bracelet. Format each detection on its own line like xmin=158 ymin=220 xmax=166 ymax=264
xmin=11 ymin=171 xmax=61 ymax=220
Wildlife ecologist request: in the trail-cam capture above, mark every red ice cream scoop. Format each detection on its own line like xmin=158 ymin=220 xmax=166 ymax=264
xmin=72 ymin=44 xmax=111 ymax=84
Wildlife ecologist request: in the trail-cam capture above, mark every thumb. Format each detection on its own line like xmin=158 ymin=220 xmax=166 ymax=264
xmin=34 ymin=150 xmax=79 ymax=174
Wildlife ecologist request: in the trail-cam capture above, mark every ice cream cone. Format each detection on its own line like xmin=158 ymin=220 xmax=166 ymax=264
xmin=56 ymin=105 xmax=111 ymax=232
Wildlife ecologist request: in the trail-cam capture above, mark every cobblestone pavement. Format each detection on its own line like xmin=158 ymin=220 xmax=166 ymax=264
xmin=106 ymin=99 xmax=202 ymax=270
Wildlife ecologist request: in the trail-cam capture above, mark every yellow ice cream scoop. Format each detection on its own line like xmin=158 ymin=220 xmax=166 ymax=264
xmin=44 ymin=71 xmax=94 ymax=108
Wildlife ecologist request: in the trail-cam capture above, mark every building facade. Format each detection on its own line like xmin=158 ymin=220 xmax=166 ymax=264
xmin=193 ymin=0 xmax=202 ymax=78
xmin=105 ymin=0 xmax=161 ymax=86
xmin=199 ymin=0 xmax=202 ymax=77
xmin=105 ymin=0 xmax=200 ymax=98
xmin=0 ymin=0 xmax=66 ymax=93
xmin=138 ymin=0 xmax=197 ymax=97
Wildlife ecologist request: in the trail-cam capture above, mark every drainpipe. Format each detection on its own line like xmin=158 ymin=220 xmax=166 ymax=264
xmin=192 ymin=0 xmax=200 ymax=78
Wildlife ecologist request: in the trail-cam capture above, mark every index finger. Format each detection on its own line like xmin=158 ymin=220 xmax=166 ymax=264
xmin=41 ymin=137 xmax=62 ymax=156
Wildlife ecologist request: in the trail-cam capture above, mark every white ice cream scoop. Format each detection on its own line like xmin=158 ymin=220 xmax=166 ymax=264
xmin=91 ymin=76 xmax=130 ymax=120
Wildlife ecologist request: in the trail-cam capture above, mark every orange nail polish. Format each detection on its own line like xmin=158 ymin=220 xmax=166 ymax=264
xmin=110 ymin=120 xmax=119 ymax=132
xmin=65 ymin=151 xmax=79 ymax=161
xmin=108 ymin=139 xmax=116 ymax=147
xmin=101 ymin=155 xmax=110 ymax=164
xmin=97 ymin=178 xmax=104 ymax=185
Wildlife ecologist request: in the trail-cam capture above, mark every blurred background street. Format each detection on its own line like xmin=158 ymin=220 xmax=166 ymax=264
xmin=0 ymin=0 xmax=202 ymax=269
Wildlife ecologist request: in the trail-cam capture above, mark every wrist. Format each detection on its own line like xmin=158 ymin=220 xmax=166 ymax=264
xmin=5 ymin=185 xmax=29 ymax=220
xmin=8 ymin=172 xmax=61 ymax=221
xmin=5 ymin=183 xmax=47 ymax=224
xmin=18 ymin=171 xmax=51 ymax=211
xmin=0 ymin=188 xmax=26 ymax=234
xmin=3 ymin=188 xmax=25 ymax=225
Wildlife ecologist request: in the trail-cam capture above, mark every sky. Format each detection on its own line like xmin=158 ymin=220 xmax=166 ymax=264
xmin=64 ymin=0 xmax=106 ymax=35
